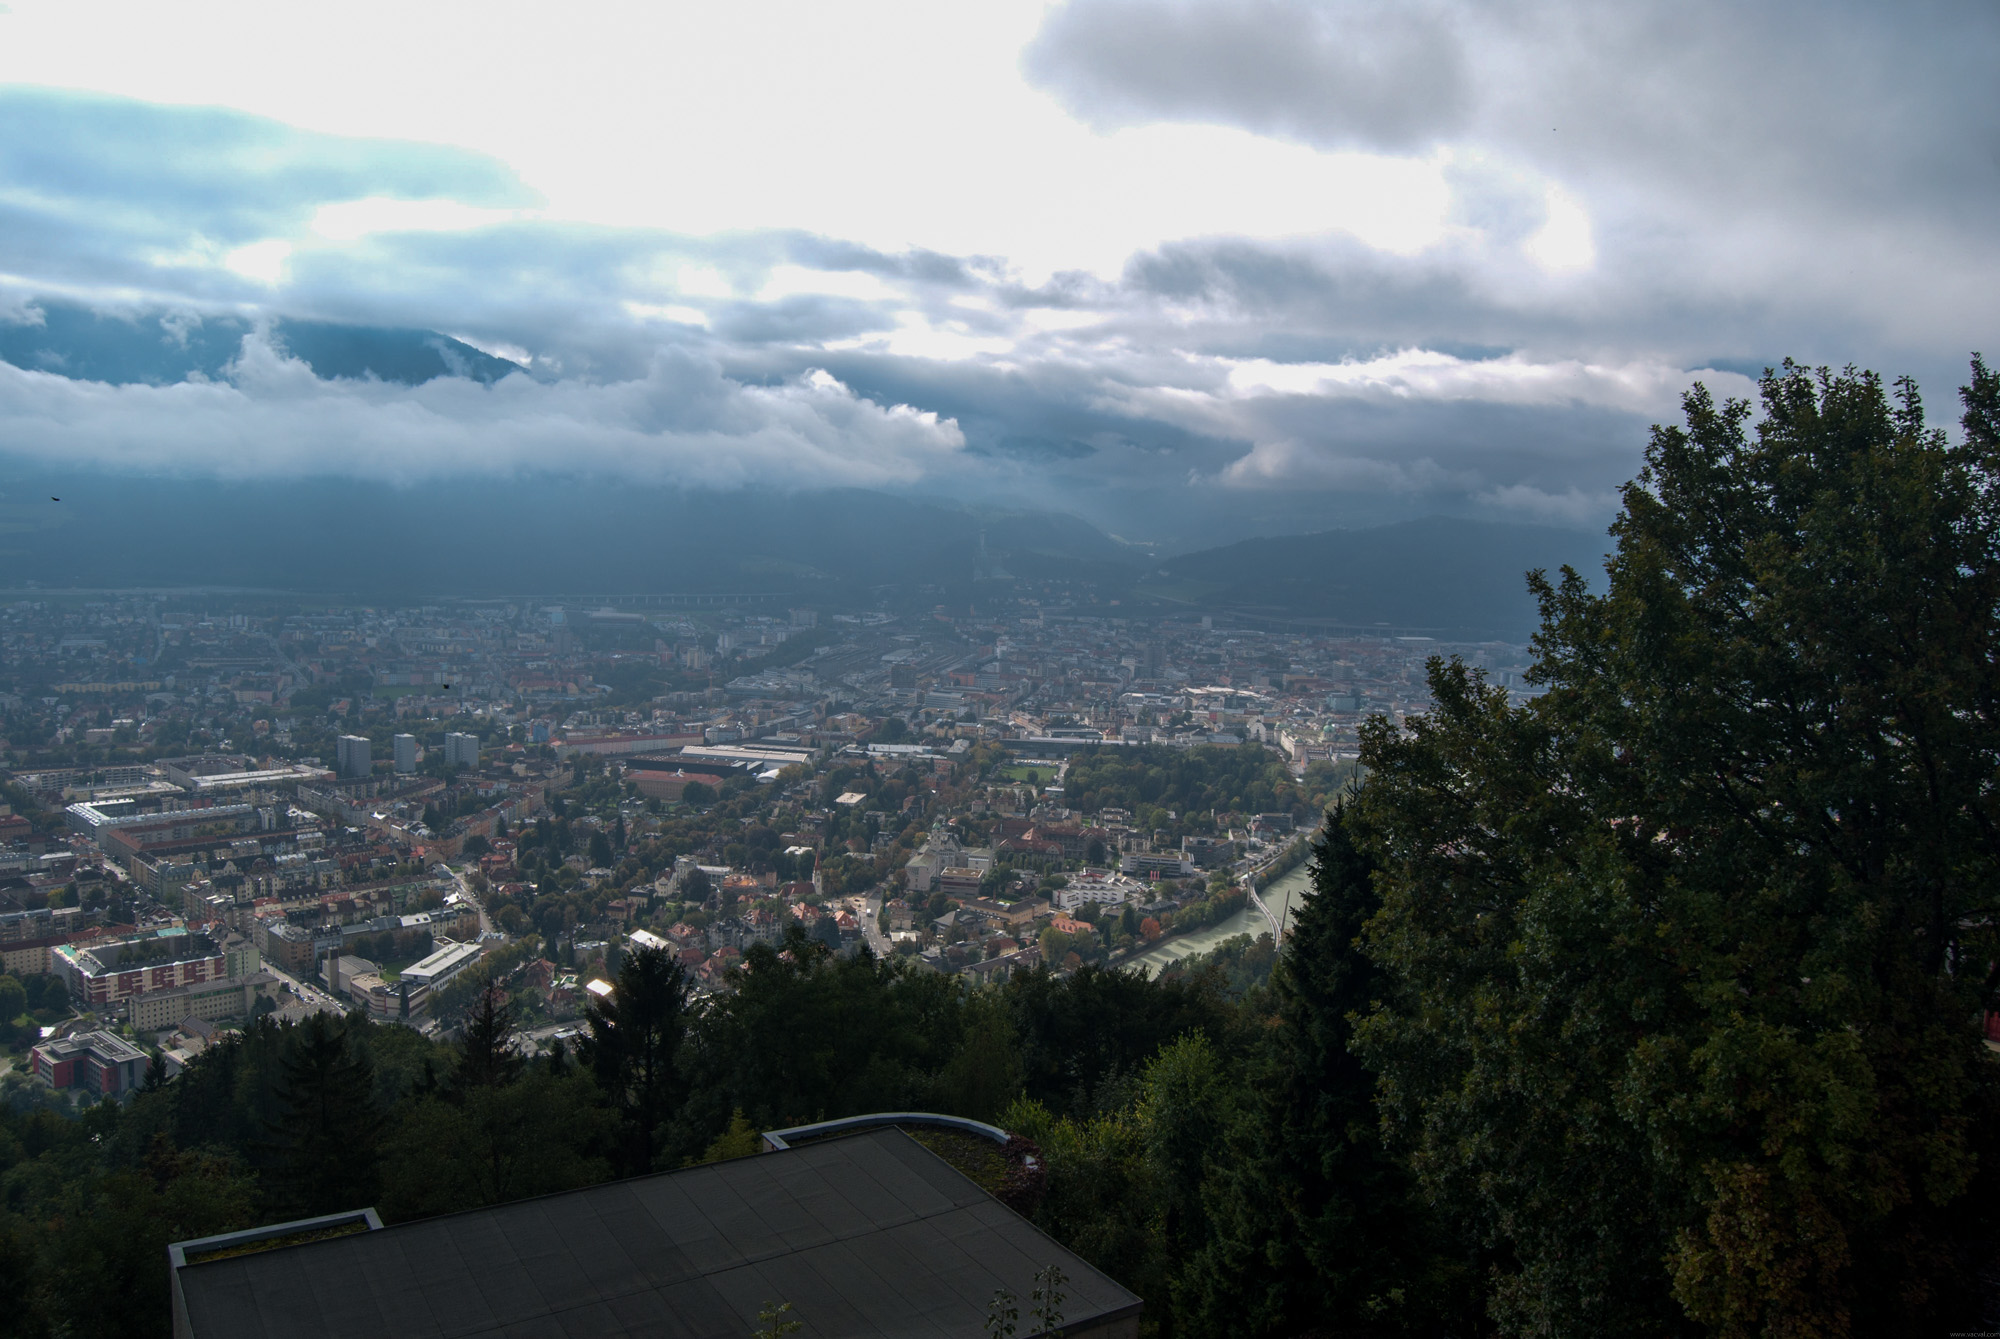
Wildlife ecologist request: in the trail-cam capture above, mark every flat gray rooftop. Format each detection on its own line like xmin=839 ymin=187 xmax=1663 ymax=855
xmin=173 ymin=1127 xmax=1140 ymax=1338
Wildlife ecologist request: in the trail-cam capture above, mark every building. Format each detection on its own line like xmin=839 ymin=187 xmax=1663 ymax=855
xmin=551 ymin=730 xmax=701 ymax=759
xmin=628 ymin=928 xmax=671 ymax=953
xmin=336 ymin=735 xmax=371 ymax=779
xmin=956 ymin=895 xmax=1047 ymax=933
xmin=937 ymin=866 xmax=984 ymax=898
xmin=1053 ymin=872 xmax=1146 ymax=912
xmin=344 ymin=972 xmax=426 ymax=1020
xmin=175 ymin=764 xmax=330 ymax=800
xmin=392 ymin=734 xmax=417 ymax=775
xmin=1123 ymin=850 xmax=1198 ymax=879
xmin=32 ymin=1029 xmax=148 ymax=1095
xmin=169 ymin=1126 xmax=1140 ymax=1339
xmin=962 ymin=945 xmax=1042 ymax=983
xmin=66 ymin=799 xmax=261 ymax=855
xmin=398 ymin=940 xmax=482 ymax=993
xmin=1180 ymin=835 xmax=1232 ymax=868
xmin=443 ymin=732 xmax=480 ymax=768
xmin=258 ymin=921 xmax=315 ymax=974
xmin=128 ymin=972 xmax=277 ymax=1031
xmin=623 ymin=755 xmax=740 ymax=802
xmin=51 ymin=932 xmax=233 ymax=1008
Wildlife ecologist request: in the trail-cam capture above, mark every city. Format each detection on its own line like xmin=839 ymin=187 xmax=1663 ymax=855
xmin=0 ymin=586 xmax=1545 ymax=1080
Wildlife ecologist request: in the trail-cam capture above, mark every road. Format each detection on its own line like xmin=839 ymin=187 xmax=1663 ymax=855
xmin=441 ymin=862 xmax=495 ymax=937
xmin=858 ymin=893 xmax=894 ymax=958
xmin=259 ymin=961 xmax=349 ymax=1016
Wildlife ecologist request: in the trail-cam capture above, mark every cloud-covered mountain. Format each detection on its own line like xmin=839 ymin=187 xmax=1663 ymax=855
xmin=0 ymin=302 xmax=520 ymax=387
xmin=0 ymin=473 xmax=1140 ymax=601
xmin=1141 ymin=515 xmax=1610 ymax=638
xmin=0 ymin=459 xmax=1599 ymax=637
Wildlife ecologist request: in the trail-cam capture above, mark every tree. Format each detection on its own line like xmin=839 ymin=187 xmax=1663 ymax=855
xmin=588 ymin=829 xmax=614 ymax=868
xmin=697 ymin=1109 xmax=762 ymax=1163
xmin=1003 ymin=1098 xmax=1162 ymax=1308
xmin=1138 ymin=1032 xmax=1229 ymax=1317
xmin=260 ymin=1014 xmax=385 ymax=1219
xmin=1004 ymin=962 xmax=1228 ymax=1118
xmin=35 ymin=1140 xmax=257 ymax=1337
xmin=933 ymin=998 xmax=1025 ymax=1123
xmin=1178 ymin=805 xmax=1466 ymax=1337
xmin=1353 ymin=361 xmax=2000 ymax=1337
xmin=579 ymin=945 xmax=693 ymax=1173
xmin=0 ymin=974 xmax=25 ymax=1043
xmin=448 ymin=982 xmax=524 ymax=1095
xmin=379 ymin=1070 xmax=615 ymax=1218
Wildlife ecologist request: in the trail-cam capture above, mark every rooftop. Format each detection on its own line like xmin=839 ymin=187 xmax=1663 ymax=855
xmin=170 ymin=1127 xmax=1139 ymax=1338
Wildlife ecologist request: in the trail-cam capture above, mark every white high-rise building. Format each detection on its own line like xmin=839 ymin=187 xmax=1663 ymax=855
xmin=392 ymin=734 xmax=417 ymax=774
xmin=336 ymin=735 xmax=371 ymax=779
xmin=444 ymin=732 xmax=480 ymax=769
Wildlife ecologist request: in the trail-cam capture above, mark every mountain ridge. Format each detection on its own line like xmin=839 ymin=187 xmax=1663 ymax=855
xmin=0 ymin=300 xmax=520 ymax=387
xmin=1141 ymin=516 xmax=1609 ymax=638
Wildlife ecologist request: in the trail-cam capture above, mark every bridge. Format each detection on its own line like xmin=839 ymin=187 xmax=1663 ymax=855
xmin=1246 ymin=885 xmax=1284 ymax=943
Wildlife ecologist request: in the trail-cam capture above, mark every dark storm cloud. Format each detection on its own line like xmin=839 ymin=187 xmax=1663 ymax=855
xmin=1023 ymin=0 xmax=2000 ymax=222
xmin=1024 ymin=0 xmax=2000 ymax=395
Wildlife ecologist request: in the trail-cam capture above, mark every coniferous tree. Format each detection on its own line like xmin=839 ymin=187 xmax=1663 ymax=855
xmin=448 ymin=982 xmax=524 ymax=1096
xmin=579 ymin=944 xmax=692 ymax=1173
xmin=1178 ymin=804 xmax=1467 ymax=1337
xmin=261 ymin=1014 xmax=384 ymax=1219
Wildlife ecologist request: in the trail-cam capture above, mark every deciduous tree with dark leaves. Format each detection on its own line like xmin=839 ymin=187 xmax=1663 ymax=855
xmin=1354 ymin=359 xmax=2000 ymax=1337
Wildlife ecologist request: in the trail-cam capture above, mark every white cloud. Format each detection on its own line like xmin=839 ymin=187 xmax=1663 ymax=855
xmin=447 ymin=332 xmax=531 ymax=365
xmin=675 ymin=266 xmax=735 ymax=300
xmin=1475 ymin=482 xmax=1623 ymax=527
xmin=1217 ymin=349 xmax=1753 ymax=414
xmin=756 ymin=265 xmax=902 ymax=303
xmin=223 ymin=239 xmax=291 ymax=283
xmin=623 ymin=301 xmax=711 ymax=328
xmin=0 ymin=330 xmax=964 ymax=487
xmin=0 ymin=1 xmax=1470 ymax=282
xmin=1216 ymin=441 xmax=1465 ymax=493
xmin=310 ymin=197 xmax=521 ymax=242
xmin=1521 ymin=186 xmax=1593 ymax=272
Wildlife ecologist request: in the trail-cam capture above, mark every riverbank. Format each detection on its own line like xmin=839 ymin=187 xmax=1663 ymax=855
xmin=1119 ymin=859 xmax=1319 ymax=978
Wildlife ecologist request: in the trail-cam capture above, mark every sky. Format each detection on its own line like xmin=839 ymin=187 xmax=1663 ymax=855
xmin=0 ymin=0 xmax=1990 ymax=546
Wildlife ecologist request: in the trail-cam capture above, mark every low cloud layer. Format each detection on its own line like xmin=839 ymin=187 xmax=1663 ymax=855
xmin=0 ymin=331 xmax=962 ymax=488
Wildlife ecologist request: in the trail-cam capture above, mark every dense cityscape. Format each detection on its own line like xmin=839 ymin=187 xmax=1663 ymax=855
xmin=1 ymin=585 xmax=1542 ymax=1067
